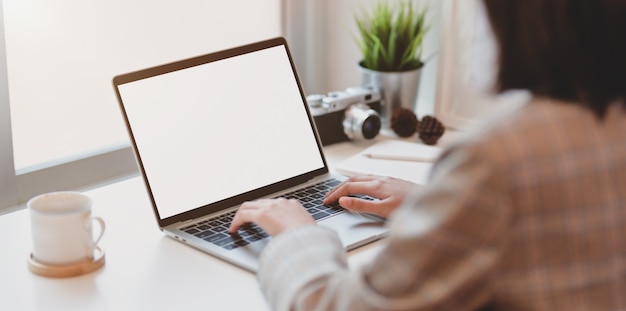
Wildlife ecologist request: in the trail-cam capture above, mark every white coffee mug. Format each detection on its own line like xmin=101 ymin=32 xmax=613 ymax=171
xmin=28 ymin=191 xmax=106 ymax=266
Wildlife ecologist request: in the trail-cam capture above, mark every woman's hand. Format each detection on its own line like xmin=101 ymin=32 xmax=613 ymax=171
xmin=228 ymin=198 xmax=315 ymax=236
xmin=228 ymin=175 xmax=419 ymax=235
xmin=323 ymin=175 xmax=420 ymax=218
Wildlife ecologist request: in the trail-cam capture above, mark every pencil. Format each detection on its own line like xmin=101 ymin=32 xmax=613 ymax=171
xmin=362 ymin=153 xmax=436 ymax=162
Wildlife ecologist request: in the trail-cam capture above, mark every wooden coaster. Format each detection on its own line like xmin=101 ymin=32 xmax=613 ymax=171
xmin=28 ymin=247 xmax=105 ymax=278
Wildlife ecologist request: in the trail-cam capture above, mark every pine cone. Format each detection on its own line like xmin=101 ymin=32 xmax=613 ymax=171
xmin=417 ymin=115 xmax=445 ymax=145
xmin=391 ymin=108 xmax=418 ymax=137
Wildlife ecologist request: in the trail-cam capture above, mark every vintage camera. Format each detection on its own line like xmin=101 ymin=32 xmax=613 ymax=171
xmin=307 ymin=87 xmax=382 ymax=146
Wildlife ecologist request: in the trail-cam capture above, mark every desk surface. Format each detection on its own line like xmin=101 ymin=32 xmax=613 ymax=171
xmin=0 ymin=133 xmax=453 ymax=311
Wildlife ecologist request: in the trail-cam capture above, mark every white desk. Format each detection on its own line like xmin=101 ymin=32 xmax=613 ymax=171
xmin=0 ymin=133 xmax=453 ymax=311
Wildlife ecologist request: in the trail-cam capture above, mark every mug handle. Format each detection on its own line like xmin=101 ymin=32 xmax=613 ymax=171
xmin=87 ymin=216 xmax=106 ymax=249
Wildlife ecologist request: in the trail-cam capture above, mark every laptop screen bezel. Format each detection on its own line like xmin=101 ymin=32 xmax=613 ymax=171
xmin=112 ymin=37 xmax=329 ymax=227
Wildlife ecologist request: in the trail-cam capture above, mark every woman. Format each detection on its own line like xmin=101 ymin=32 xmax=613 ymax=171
xmin=229 ymin=0 xmax=626 ymax=310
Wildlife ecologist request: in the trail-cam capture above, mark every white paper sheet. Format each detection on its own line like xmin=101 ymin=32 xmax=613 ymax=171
xmin=335 ymin=140 xmax=443 ymax=185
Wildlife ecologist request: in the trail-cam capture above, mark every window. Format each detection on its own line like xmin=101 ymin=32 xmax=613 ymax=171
xmin=0 ymin=0 xmax=283 ymax=211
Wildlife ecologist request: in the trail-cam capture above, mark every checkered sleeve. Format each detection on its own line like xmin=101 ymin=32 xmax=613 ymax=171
xmin=257 ymin=137 xmax=511 ymax=311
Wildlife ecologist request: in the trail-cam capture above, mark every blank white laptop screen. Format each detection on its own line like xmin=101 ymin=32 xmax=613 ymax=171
xmin=117 ymin=45 xmax=324 ymax=219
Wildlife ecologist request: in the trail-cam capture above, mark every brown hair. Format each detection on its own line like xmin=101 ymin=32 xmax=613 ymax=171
xmin=482 ymin=0 xmax=626 ymax=117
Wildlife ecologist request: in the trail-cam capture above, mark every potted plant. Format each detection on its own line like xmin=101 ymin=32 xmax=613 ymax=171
xmin=354 ymin=0 xmax=428 ymax=127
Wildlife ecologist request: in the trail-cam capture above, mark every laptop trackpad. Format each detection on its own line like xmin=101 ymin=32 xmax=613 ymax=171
xmin=319 ymin=212 xmax=388 ymax=249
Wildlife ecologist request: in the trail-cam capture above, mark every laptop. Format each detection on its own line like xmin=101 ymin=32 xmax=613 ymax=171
xmin=112 ymin=37 xmax=388 ymax=272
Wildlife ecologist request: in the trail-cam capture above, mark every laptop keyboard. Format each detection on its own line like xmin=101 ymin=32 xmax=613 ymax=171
xmin=180 ymin=178 xmax=373 ymax=250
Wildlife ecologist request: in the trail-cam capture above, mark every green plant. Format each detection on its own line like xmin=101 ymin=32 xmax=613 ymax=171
xmin=355 ymin=0 xmax=428 ymax=72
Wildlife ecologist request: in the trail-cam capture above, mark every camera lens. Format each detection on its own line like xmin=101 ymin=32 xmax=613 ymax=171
xmin=361 ymin=115 xmax=381 ymax=139
xmin=342 ymin=104 xmax=381 ymax=141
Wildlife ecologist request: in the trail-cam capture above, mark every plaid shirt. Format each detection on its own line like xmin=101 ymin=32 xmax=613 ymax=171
xmin=257 ymin=98 xmax=626 ymax=311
